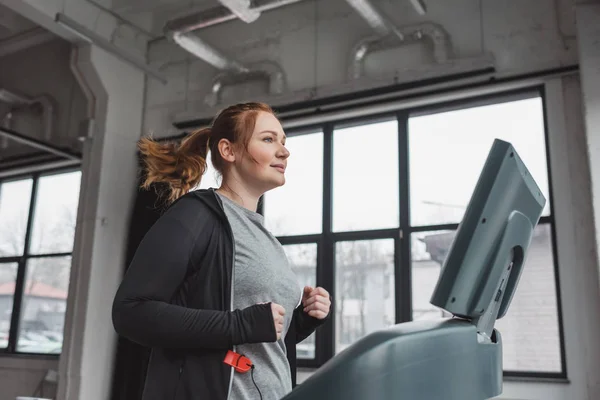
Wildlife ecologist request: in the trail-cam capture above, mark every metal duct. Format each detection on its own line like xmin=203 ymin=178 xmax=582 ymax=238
xmin=164 ymin=0 xmax=304 ymax=73
xmin=204 ymin=61 xmax=286 ymax=106
xmin=171 ymin=32 xmax=248 ymax=73
xmin=0 ymin=126 xmax=79 ymax=161
xmin=344 ymin=0 xmax=404 ymax=40
xmin=349 ymin=22 xmax=452 ymax=79
xmin=164 ymin=0 xmax=304 ymax=34
xmin=0 ymin=89 xmax=31 ymax=105
xmin=409 ymin=0 xmax=427 ymax=15
xmin=218 ymin=0 xmax=261 ymax=23
xmin=0 ymin=88 xmax=55 ymax=142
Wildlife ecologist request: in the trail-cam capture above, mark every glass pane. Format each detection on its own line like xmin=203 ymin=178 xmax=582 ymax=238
xmin=283 ymin=243 xmax=317 ymax=359
xmin=17 ymin=256 xmax=71 ymax=354
xmin=411 ymin=224 xmax=562 ymax=373
xmin=333 ymin=120 xmax=399 ymax=232
xmin=30 ymin=171 xmax=81 ymax=254
xmin=409 ymin=96 xmax=551 ymax=226
xmin=0 ymin=179 xmax=33 ymax=257
xmin=335 ymin=239 xmax=395 ymax=353
xmin=265 ymin=132 xmax=324 ymax=236
xmin=0 ymin=263 xmax=18 ymax=349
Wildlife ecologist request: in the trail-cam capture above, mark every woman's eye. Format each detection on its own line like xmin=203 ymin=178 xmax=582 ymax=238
xmin=264 ymin=137 xmax=273 ymax=143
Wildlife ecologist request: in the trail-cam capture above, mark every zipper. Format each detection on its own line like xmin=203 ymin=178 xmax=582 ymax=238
xmin=172 ymin=360 xmax=185 ymax=400
xmin=213 ymin=190 xmax=237 ymax=400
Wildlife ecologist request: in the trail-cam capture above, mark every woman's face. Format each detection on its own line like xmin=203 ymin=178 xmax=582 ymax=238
xmin=235 ymin=111 xmax=290 ymax=193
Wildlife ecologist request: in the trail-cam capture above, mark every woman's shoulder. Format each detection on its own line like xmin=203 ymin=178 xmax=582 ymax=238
xmin=163 ymin=189 xmax=225 ymax=227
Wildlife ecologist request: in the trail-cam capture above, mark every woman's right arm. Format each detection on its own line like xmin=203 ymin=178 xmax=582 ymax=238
xmin=111 ymin=195 xmax=275 ymax=349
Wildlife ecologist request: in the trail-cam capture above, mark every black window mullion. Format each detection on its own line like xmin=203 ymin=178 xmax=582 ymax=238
xmin=277 ymin=234 xmax=321 ymax=245
xmin=318 ymin=122 xmax=335 ymax=364
xmin=25 ymin=251 xmax=74 ymax=259
xmin=7 ymin=173 xmax=39 ymax=352
xmin=410 ymin=223 xmax=460 ymax=233
xmin=397 ymin=111 xmax=412 ymax=323
xmin=0 ymin=256 xmax=21 ymax=263
xmin=330 ymin=228 xmax=398 ymax=242
xmin=540 ymin=85 xmax=567 ymax=378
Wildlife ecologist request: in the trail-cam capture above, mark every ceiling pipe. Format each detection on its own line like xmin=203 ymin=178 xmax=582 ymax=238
xmin=344 ymin=0 xmax=405 ymax=40
xmin=170 ymin=32 xmax=249 ymax=73
xmin=343 ymin=0 xmax=450 ymax=80
xmin=409 ymin=0 xmax=427 ymax=15
xmin=0 ymin=88 xmax=55 ymax=143
xmin=164 ymin=0 xmax=304 ymax=35
xmin=218 ymin=0 xmax=261 ymax=23
xmin=163 ymin=0 xmax=304 ymax=73
xmin=349 ymin=22 xmax=453 ymax=80
xmin=205 ymin=61 xmax=286 ymax=106
xmin=0 ymin=126 xmax=80 ymax=161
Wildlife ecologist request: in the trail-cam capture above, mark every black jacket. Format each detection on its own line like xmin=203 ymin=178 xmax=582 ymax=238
xmin=112 ymin=189 xmax=327 ymax=400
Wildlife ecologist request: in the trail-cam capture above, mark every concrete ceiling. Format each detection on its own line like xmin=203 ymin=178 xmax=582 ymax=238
xmin=0 ymin=3 xmax=38 ymax=41
xmin=0 ymin=3 xmax=57 ymax=60
xmin=110 ymin=0 xmax=215 ymax=14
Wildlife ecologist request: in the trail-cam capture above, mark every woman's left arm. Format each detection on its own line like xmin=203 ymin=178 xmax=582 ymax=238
xmin=293 ymin=286 xmax=332 ymax=343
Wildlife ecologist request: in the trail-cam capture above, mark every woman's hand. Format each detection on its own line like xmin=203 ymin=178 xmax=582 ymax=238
xmin=271 ymin=303 xmax=286 ymax=340
xmin=301 ymin=286 xmax=331 ymax=319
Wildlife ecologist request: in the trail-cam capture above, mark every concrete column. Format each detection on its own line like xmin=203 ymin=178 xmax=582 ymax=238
xmin=576 ymin=1 xmax=600 ymax=291
xmin=55 ymin=44 xmax=145 ymax=400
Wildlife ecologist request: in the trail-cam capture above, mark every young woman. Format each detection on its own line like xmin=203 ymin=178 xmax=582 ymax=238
xmin=112 ymin=102 xmax=331 ymax=400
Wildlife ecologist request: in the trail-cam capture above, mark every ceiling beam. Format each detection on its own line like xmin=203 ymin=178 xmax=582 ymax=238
xmin=0 ymin=27 xmax=56 ymax=58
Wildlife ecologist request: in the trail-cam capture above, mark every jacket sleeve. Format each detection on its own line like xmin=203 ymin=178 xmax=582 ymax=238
xmin=111 ymin=195 xmax=276 ymax=349
xmin=292 ymin=299 xmax=332 ymax=344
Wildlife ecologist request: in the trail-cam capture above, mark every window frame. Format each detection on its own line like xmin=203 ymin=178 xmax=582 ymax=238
xmin=0 ymin=166 xmax=80 ymax=358
xmin=267 ymin=85 xmax=567 ymax=380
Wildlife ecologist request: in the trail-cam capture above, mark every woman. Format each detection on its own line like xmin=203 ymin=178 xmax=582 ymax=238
xmin=112 ymin=102 xmax=331 ymax=400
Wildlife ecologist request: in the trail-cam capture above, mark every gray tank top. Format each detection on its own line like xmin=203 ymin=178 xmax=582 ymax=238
xmin=217 ymin=193 xmax=302 ymax=400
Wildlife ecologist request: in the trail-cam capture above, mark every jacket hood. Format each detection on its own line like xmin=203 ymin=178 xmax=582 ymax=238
xmin=188 ymin=188 xmax=228 ymax=222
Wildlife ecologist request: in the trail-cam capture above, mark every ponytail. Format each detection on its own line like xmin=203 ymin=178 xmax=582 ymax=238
xmin=138 ymin=127 xmax=211 ymax=204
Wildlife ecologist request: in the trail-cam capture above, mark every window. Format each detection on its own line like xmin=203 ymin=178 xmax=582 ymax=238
xmin=283 ymin=243 xmax=318 ymax=359
xmin=408 ymin=96 xmax=563 ymax=375
xmin=262 ymin=88 xmax=565 ymax=379
xmin=332 ymin=120 xmax=399 ymax=232
xmin=408 ymin=97 xmax=551 ymax=226
xmin=335 ymin=239 xmax=395 ymax=353
xmin=0 ymin=169 xmax=81 ymax=355
xmin=265 ymin=132 xmax=323 ymax=236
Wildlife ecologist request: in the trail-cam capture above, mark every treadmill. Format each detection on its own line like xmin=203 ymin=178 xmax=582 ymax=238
xmin=283 ymin=139 xmax=547 ymax=400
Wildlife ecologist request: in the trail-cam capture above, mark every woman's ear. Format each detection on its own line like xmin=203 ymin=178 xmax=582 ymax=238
xmin=218 ymin=138 xmax=236 ymax=163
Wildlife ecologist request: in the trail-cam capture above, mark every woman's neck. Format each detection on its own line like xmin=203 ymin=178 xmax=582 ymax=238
xmin=217 ymin=180 xmax=261 ymax=212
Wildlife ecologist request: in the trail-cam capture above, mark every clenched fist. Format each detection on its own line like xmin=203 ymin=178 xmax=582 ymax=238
xmin=271 ymin=303 xmax=286 ymax=340
xmin=302 ymin=286 xmax=331 ymax=320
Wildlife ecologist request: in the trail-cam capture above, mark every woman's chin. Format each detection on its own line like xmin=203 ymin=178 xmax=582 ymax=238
xmin=263 ymin=177 xmax=286 ymax=191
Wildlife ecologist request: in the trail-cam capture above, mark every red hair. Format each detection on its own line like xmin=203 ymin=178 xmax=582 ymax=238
xmin=138 ymin=102 xmax=275 ymax=204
